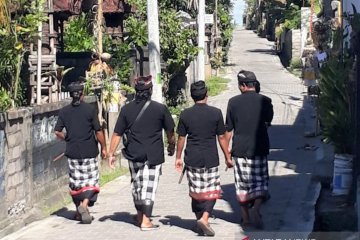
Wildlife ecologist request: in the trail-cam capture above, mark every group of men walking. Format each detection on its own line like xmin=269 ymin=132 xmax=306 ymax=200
xmin=54 ymin=70 xmax=273 ymax=236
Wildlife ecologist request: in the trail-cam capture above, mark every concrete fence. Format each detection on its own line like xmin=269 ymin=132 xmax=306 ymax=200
xmin=0 ymin=96 xmax=97 ymax=237
xmin=279 ymin=29 xmax=302 ymax=66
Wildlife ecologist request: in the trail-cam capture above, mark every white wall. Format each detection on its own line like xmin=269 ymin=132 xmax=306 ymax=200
xmin=343 ymin=0 xmax=360 ymax=48
xmin=301 ymin=7 xmax=311 ymax=56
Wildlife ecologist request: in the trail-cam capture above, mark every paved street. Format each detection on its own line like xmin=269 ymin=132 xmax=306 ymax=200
xmin=2 ymin=27 xmax=320 ymax=240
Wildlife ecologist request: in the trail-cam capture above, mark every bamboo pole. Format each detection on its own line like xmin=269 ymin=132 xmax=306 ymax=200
xmin=97 ymin=0 xmax=103 ymax=54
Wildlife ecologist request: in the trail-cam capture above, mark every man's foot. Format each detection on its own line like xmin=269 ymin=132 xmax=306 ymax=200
xmin=197 ymin=218 xmax=215 ymax=237
xmin=250 ymin=208 xmax=263 ymax=230
xmin=77 ymin=205 xmax=92 ymax=224
xmin=240 ymin=218 xmax=252 ymax=228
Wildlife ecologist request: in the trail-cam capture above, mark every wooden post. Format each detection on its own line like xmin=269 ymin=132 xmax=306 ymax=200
xmin=97 ymin=0 xmax=103 ymax=54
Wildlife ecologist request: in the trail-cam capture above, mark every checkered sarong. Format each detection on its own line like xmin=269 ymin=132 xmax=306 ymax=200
xmin=68 ymin=157 xmax=99 ymax=190
xmin=233 ymin=156 xmax=269 ymax=204
xmin=128 ymin=161 xmax=162 ymax=204
xmin=186 ymin=166 xmax=221 ymax=200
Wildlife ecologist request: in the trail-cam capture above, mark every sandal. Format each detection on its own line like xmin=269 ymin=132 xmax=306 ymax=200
xmin=197 ymin=219 xmax=215 ymax=237
xmin=77 ymin=205 xmax=92 ymax=224
xmin=140 ymin=224 xmax=160 ymax=231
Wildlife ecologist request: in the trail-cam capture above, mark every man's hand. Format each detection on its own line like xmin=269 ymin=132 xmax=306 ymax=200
xmin=225 ymin=158 xmax=234 ymax=169
xmin=175 ymin=158 xmax=183 ymax=172
xmin=101 ymin=147 xmax=107 ymax=159
xmin=167 ymin=142 xmax=175 ymax=156
xmin=108 ymin=154 xmax=116 ymax=170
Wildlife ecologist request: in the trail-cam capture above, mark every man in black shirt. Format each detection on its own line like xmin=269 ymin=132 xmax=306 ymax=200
xmin=108 ymin=75 xmax=175 ymax=231
xmin=225 ymin=70 xmax=273 ymax=229
xmin=54 ymin=81 xmax=107 ymax=224
xmin=175 ymin=81 xmax=233 ymax=236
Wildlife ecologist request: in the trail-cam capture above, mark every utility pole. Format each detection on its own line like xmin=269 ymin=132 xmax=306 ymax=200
xmin=197 ymin=0 xmax=205 ymax=82
xmin=147 ymin=0 xmax=162 ymax=103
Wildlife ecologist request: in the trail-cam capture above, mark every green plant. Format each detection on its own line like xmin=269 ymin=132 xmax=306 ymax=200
xmin=210 ymin=51 xmax=224 ymax=70
xmin=124 ymin=15 xmax=148 ymax=47
xmin=159 ymin=8 xmax=198 ymax=74
xmin=168 ymin=105 xmax=184 ymax=118
xmin=0 ymin=0 xmax=47 ymax=110
xmin=317 ymin=55 xmax=354 ymax=154
xmin=289 ymin=58 xmax=302 ymax=70
xmin=120 ymin=84 xmax=135 ymax=94
xmin=63 ymin=13 xmax=96 ymax=52
xmin=206 ymin=76 xmax=229 ymax=96
xmin=283 ymin=5 xmax=301 ymax=30
xmin=0 ymin=87 xmax=11 ymax=112
xmin=107 ymin=41 xmax=132 ymax=85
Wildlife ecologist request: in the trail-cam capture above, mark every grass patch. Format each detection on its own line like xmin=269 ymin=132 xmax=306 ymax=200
xmin=206 ymin=76 xmax=230 ymax=96
xmin=100 ymin=166 xmax=128 ymax=186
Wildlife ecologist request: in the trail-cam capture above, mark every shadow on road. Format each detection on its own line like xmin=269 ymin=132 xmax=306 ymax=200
xmin=98 ymin=211 xmax=138 ymax=226
xmin=159 ymin=215 xmax=197 ymax=232
xmin=247 ymin=48 xmax=277 ymax=55
xmin=52 ymin=207 xmax=77 ymax=221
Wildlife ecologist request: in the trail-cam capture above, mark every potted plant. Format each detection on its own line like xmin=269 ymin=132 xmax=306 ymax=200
xmin=317 ymin=48 xmax=355 ymax=196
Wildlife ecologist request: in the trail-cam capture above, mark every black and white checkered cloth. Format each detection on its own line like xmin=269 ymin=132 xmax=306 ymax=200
xmin=68 ymin=157 xmax=99 ymax=190
xmin=128 ymin=161 xmax=162 ymax=205
xmin=233 ymin=156 xmax=269 ymax=204
xmin=186 ymin=166 xmax=221 ymax=200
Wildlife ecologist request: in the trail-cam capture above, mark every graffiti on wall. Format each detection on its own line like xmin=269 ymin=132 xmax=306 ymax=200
xmin=32 ymin=116 xmax=58 ymax=148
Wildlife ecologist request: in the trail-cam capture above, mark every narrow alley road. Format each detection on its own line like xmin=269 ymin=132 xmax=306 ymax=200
xmin=3 ymin=27 xmax=320 ymax=240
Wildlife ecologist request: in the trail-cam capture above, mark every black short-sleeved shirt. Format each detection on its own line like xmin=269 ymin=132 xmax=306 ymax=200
xmin=177 ymin=103 xmax=226 ymax=168
xmin=114 ymin=100 xmax=175 ymax=165
xmin=54 ymin=102 xmax=101 ymax=159
xmin=226 ymin=91 xmax=273 ymax=158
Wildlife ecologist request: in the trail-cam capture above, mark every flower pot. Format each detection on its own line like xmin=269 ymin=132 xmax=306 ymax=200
xmin=332 ymin=154 xmax=353 ymax=196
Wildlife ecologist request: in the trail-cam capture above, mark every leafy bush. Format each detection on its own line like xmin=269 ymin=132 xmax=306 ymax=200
xmin=64 ymin=13 xmax=95 ymax=52
xmin=107 ymin=41 xmax=132 ymax=85
xmin=120 ymin=84 xmax=135 ymax=94
xmin=289 ymin=58 xmax=302 ymax=70
xmin=0 ymin=88 xmax=11 ymax=112
xmin=283 ymin=5 xmax=301 ymax=30
xmin=0 ymin=0 xmax=47 ymax=110
xmin=210 ymin=51 xmax=223 ymax=70
xmin=318 ymin=55 xmax=354 ymax=154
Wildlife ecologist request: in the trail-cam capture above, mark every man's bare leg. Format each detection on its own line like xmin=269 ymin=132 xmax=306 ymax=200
xmin=252 ymin=198 xmax=263 ymax=229
xmin=240 ymin=205 xmax=250 ymax=224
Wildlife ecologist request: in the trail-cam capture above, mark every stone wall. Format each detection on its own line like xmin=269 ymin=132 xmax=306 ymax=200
xmin=0 ymin=97 xmax=97 ymax=238
xmin=280 ymin=29 xmax=302 ymax=66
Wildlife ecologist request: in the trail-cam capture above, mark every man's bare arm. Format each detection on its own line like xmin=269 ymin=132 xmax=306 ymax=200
xmin=175 ymin=136 xmax=186 ymax=172
xmin=96 ymin=130 xmax=107 ymax=158
xmin=108 ymin=133 xmax=121 ymax=169
xmin=218 ymin=134 xmax=233 ymax=168
xmin=55 ymin=131 xmax=65 ymax=140
xmin=166 ymin=129 xmax=176 ymax=156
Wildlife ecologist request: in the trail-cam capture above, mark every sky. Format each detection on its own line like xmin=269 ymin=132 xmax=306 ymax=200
xmin=232 ymin=0 xmax=245 ymax=25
